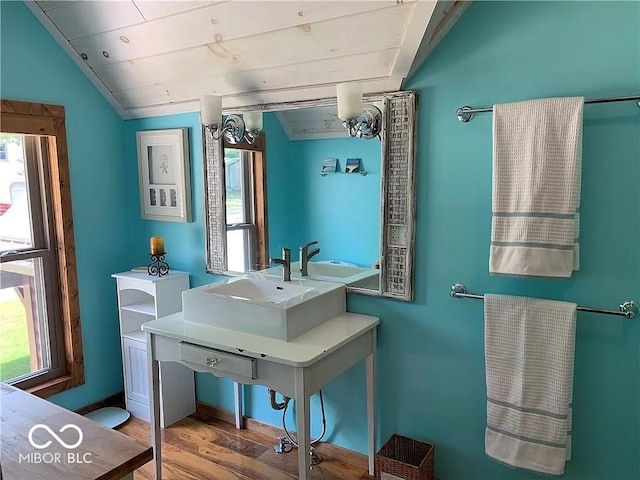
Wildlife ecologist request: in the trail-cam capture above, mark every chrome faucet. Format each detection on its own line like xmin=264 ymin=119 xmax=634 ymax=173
xmin=299 ymin=241 xmax=320 ymax=277
xmin=270 ymin=247 xmax=291 ymax=282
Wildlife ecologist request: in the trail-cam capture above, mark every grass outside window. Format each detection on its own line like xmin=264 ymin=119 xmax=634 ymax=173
xmin=0 ymin=291 xmax=30 ymax=381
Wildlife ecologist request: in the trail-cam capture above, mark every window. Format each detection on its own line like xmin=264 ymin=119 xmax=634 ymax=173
xmin=0 ymin=100 xmax=83 ymax=397
xmin=225 ymin=149 xmax=256 ymax=271
xmin=223 ymin=136 xmax=268 ymax=272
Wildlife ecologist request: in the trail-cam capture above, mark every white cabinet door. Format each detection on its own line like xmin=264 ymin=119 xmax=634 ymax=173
xmin=123 ymin=338 xmax=149 ymax=405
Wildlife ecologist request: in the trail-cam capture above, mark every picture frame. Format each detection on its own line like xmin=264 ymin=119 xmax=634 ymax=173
xmin=137 ymin=128 xmax=192 ymax=222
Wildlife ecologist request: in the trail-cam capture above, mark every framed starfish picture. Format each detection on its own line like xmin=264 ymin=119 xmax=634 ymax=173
xmin=137 ymin=128 xmax=192 ymax=222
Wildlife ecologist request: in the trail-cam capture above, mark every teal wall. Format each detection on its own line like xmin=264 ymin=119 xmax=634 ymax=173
xmin=122 ymin=112 xmax=239 ymax=410
xmin=258 ymin=113 xmax=383 ymax=267
xmin=262 ymin=112 xmax=294 ymax=261
xmin=289 ymin=137 xmax=381 ymax=267
xmin=121 ymin=111 xmax=293 ymax=278
xmin=3 ymin=1 xmax=639 ymax=479
xmin=122 ymin=112 xmax=381 ymax=431
xmin=121 ymin=112 xmax=297 ymax=411
xmin=350 ymin=2 xmax=639 ymax=479
xmin=123 ymin=112 xmax=211 ymax=285
xmin=0 ymin=2 xmax=131 ymax=409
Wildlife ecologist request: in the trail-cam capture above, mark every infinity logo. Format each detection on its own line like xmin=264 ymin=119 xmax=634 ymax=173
xmin=28 ymin=424 xmax=83 ymax=450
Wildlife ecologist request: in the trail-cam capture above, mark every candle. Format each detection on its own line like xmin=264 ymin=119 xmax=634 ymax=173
xmin=150 ymin=236 xmax=165 ymax=255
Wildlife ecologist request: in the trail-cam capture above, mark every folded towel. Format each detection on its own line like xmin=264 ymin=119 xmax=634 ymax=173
xmin=484 ymin=294 xmax=576 ymax=475
xmin=490 ymin=97 xmax=584 ymax=278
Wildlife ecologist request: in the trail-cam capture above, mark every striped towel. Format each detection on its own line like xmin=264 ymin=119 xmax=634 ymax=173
xmin=485 ymin=294 xmax=576 ymax=475
xmin=490 ymin=97 xmax=583 ymax=278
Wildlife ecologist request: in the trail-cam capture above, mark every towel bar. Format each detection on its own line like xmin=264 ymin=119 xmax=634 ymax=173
xmin=456 ymin=94 xmax=640 ymax=122
xmin=449 ymin=284 xmax=639 ymax=319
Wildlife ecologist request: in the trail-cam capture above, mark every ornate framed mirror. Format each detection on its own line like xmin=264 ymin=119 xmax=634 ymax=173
xmin=203 ymin=90 xmax=417 ymax=301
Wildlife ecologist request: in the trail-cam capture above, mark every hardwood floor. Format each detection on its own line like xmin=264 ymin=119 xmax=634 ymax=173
xmin=117 ymin=408 xmax=375 ymax=480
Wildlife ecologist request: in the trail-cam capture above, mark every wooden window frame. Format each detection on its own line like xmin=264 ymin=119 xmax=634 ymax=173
xmin=0 ymin=99 xmax=84 ymax=398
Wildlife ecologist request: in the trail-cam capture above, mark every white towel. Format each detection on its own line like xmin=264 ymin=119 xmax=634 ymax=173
xmin=484 ymin=294 xmax=576 ymax=475
xmin=490 ymin=97 xmax=583 ymax=278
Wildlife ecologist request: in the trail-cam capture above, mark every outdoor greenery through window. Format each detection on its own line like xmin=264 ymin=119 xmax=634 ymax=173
xmin=0 ymin=133 xmax=64 ymax=386
xmin=0 ymin=99 xmax=83 ymax=397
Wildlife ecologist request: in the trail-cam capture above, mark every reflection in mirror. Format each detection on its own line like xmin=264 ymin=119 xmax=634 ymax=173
xmin=205 ymin=91 xmax=417 ymax=300
xmin=222 ymin=136 xmax=268 ymax=273
xmin=225 ymin=103 xmax=382 ymax=291
xmin=224 ymin=148 xmax=253 ymax=272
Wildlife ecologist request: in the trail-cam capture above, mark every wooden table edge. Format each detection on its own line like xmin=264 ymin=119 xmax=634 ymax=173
xmin=96 ymin=446 xmax=153 ymax=480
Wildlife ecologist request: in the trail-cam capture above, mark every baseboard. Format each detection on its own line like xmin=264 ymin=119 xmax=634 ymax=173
xmin=195 ymin=400 xmax=369 ymax=471
xmin=74 ymin=391 xmax=125 ymax=416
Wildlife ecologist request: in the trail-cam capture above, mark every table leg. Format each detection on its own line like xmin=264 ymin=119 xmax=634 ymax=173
xmin=146 ymin=332 xmax=162 ymax=480
xmin=233 ymin=382 xmax=244 ymax=429
xmin=366 ymin=329 xmax=377 ymax=476
xmin=295 ymin=368 xmax=310 ymax=480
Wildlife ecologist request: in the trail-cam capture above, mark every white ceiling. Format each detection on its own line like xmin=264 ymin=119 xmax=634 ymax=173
xmin=277 ymin=106 xmax=348 ymax=141
xmin=28 ymin=0 xmax=469 ymax=119
xmin=276 ymin=102 xmax=385 ymax=141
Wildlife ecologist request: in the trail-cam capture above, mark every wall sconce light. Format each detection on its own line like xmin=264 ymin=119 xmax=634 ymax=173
xmin=200 ymin=95 xmax=263 ymax=145
xmin=336 ymin=83 xmax=382 ymax=139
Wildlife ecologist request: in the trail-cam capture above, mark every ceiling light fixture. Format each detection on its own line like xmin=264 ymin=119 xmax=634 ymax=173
xmin=336 ymin=83 xmax=381 ymax=139
xmin=200 ymin=95 xmax=263 ymax=145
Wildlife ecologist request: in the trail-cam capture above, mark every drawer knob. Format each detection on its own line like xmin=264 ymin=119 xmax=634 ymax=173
xmin=206 ymin=356 xmax=219 ymax=367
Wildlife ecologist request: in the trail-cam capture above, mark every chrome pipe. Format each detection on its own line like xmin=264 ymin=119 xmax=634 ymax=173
xmin=268 ymin=389 xmax=290 ymax=411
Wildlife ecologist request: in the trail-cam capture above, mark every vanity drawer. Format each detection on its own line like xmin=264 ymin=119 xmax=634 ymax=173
xmin=179 ymin=342 xmax=256 ymax=379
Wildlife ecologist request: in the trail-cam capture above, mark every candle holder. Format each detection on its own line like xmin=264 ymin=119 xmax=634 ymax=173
xmin=148 ymin=252 xmax=170 ymax=277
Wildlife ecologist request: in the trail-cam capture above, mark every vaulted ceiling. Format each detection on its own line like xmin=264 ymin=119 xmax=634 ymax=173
xmin=28 ymin=0 xmax=469 ymax=119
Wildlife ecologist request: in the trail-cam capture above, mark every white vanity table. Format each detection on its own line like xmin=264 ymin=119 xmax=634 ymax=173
xmin=142 ymin=311 xmax=379 ymax=479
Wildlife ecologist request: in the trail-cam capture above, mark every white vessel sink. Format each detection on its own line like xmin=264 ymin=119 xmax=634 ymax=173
xmin=182 ymin=274 xmax=345 ymax=341
xmin=210 ymin=277 xmax=314 ymax=303
xmin=258 ymin=261 xmax=380 ymax=286
xmin=302 ymin=262 xmax=365 ymax=278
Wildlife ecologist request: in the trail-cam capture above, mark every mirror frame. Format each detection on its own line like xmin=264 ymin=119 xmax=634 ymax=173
xmin=203 ymin=90 xmax=417 ymax=301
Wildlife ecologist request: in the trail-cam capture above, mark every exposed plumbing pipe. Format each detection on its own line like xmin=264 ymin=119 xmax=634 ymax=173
xmin=268 ymin=389 xmax=290 ymax=410
xmin=282 ymin=390 xmax=327 ymax=448
xmin=267 ymin=389 xmax=328 ymax=449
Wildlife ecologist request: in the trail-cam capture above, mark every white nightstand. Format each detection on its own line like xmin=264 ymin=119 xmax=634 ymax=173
xmin=112 ymin=271 xmax=195 ymax=427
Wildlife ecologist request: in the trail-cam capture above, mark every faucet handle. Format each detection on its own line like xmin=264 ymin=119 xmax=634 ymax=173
xmin=300 ymin=240 xmax=318 ymax=251
xmin=270 ymin=247 xmax=291 ymax=265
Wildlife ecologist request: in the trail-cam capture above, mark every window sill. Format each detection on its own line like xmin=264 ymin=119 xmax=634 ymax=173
xmin=26 ymin=375 xmax=78 ymax=399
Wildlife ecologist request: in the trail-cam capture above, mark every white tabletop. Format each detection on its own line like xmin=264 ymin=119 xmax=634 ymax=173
xmin=142 ymin=312 xmax=379 ymax=367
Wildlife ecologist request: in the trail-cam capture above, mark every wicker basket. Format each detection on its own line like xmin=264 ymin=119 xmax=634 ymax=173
xmin=375 ymin=434 xmax=435 ymax=480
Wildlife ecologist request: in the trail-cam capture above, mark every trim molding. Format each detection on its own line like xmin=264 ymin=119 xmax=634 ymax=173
xmin=406 ymin=0 xmax=472 ymax=80
xmin=74 ymin=391 xmax=126 ymax=416
xmin=26 ymin=375 xmax=72 ymax=398
xmin=2 ymin=98 xmax=85 ymax=396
